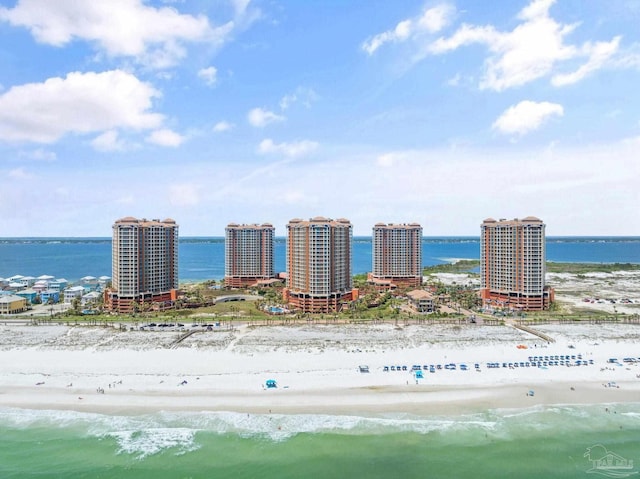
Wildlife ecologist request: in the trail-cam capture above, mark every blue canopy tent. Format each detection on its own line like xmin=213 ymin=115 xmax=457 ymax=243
xmin=415 ymin=370 xmax=424 ymax=379
xmin=266 ymin=379 xmax=277 ymax=388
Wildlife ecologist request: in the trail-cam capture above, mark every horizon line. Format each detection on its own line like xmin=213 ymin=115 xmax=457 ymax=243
xmin=2 ymin=235 xmax=640 ymax=240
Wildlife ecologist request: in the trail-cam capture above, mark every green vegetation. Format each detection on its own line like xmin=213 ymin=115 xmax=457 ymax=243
xmin=353 ymin=273 xmax=369 ymax=288
xmin=423 ymin=260 xmax=640 ymax=275
xmin=29 ymin=260 xmax=639 ymax=325
xmin=545 ymin=262 xmax=640 ymax=273
xmin=423 ymin=260 xmax=479 ymax=274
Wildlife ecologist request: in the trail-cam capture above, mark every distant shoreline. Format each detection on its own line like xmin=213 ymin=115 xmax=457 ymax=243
xmin=0 ymin=235 xmax=640 ymax=243
xmin=2 ymin=238 xmax=638 ymax=285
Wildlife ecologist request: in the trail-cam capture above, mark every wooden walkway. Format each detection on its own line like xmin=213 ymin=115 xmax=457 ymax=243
xmin=508 ymin=321 xmax=555 ymax=343
xmin=169 ymin=329 xmax=201 ymax=349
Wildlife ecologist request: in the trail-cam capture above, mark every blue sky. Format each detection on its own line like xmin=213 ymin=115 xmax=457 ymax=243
xmin=0 ymin=0 xmax=638 ymax=237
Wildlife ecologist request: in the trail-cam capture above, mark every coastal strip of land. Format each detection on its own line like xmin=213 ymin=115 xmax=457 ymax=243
xmin=1 ymin=323 xmax=639 ymax=416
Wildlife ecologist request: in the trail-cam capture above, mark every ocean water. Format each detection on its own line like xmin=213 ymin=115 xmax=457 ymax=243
xmin=1 ymin=405 xmax=639 ymax=478
xmin=1 ymin=236 xmax=639 ymax=282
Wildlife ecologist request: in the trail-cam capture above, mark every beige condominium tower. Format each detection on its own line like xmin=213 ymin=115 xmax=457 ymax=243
xmin=224 ymin=223 xmax=275 ymax=287
xmin=106 ymin=217 xmax=179 ymax=313
xmin=370 ymin=222 xmax=423 ymax=289
xmin=283 ymin=217 xmax=357 ymax=313
xmin=480 ymin=216 xmax=553 ymax=311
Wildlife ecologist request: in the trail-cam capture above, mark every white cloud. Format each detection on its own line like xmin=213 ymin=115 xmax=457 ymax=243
xmin=247 ymin=107 xmax=285 ymax=127
xmin=91 ymin=130 xmax=126 ymax=152
xmin=8 ymin=167 xmax=32 ymax=179
xmin=169 ymin=183 xmax=200 ymax=206
xmin=362 ymin=3 xmax=454 ymax=55
xmin=447 ymin=73 xmax=461 ymax=86
xmin=212 ymin=121 xmax=234 ymax=132
xmin=257 ymin=138 xmax=318 ymax=158
xmin=611 ymin=43 xmax=640 ymax=70
xmin=0 ymin=0 xmax=223 ymax=68
xmin=279 ymin=87 xmax=318 ymax=110
xmin=492 ymin=100 xmax=564 ymax=136
xmin=146 ymin=128 xmax=185 ymax=147
xmin=231 ymin=0 xmax=251 ymax=16
xmin=2 ymin=137 xmax=638 ymax=236
xmin=428 ymin=0 xmax=623 ymax=91
xmin=376 ymin=152 xmax=406 ymax=167
xmin=417 ymin=3 xmax=455 ymax=33
xmin=194 ymin=139 xmax=638 ymax=235
xmin=430 ymin=24 xmax=500 ymax=56
xmin=18 ymin=148 xmax=57 ymax=161
xmin=0 ymin=70 xmax=163 ymax=143
xmin=552 ymin=37 xmax=621 ymax=86
xmin=197 ymin=66 xmax=217 ymax=86
xmin=518 ymin=0 xmax=554 ymax=21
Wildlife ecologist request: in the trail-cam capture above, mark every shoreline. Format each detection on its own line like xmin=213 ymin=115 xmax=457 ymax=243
xmin=1 ymin=323 xmax=640 ymax=417
xmin=1 ymin=381 xmax=638 ymax=417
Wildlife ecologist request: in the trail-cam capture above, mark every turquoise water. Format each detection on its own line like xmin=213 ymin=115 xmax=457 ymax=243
xmin=1 ymin=236 xmax=639 ymax=282
xmin=1 ymin=405 xmax=639 ymax=478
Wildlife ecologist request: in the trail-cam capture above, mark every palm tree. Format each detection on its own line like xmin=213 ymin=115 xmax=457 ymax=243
xmin=71 ymin=297 xmax=81 ymax=315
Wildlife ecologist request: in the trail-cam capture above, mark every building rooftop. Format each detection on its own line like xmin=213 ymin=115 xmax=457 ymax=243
xmin=407 ymin=290 xmax=434 ymax=300
xmin=288 ymin=217 xmax=352 ymax=227
xmin=0 ymin=295 xmax=26 ymax=304
xmin=114 ymin=217 xmax=178 ymax=227
xmin=373 ymin=222 xmax=422 ymax=229
xmin=226 ymin=223 xmax=275 ymax=229
xmin=482 ymin=217 xmax=544 ymax=226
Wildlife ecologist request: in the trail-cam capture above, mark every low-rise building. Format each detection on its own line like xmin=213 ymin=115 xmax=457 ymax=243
xmin=80 ymin=276 xmax=101 ymax=291
xmin=33 ymin=280 xmax=49 ymax=293
xmin=7 ymin=282 xmax=24 ymax=292
xmin=18 ymin=276 xmax=36 ymax=287
xmin=49 ymin=279 xmax=68 ymax=292
xmin=406 ymin=289 xmax=435 ymax=313
xmin=15 ymin=289 xmax=38 ymax=304
xmin=0 ymin=295 xmax=27 ymax=314
xmin=40 ymin=290 xmax=60 ymax=304
xmin=63 ymin=286 xmax=85 ymax=304
xmin=82 ymin=291 xmax=101 ymax=307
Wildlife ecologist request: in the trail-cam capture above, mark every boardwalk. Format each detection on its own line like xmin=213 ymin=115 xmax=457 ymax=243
xmin=509 ymin=321 xmax=555 ymax=343
xmin=169 ymin=329 xmax=201 ymax=349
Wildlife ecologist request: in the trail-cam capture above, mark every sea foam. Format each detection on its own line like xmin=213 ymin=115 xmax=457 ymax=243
xmin=1 ymin=403 xmax=638 ymax=456
xmin=105 ymin=427 xmax=200 ymax=459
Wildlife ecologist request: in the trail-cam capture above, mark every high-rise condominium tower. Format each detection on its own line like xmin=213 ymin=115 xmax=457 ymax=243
xmin=480 ymin=216 xmax=553 ymax=311
xmin=107 ymin=217 xmax=178 ymax=313
xmin=371 ymin=223 xmax=422 ymax=288
xmin=224 ymin=223 xmax=275 ymax=287
xmin=284 ymin=217 xmax=356 ymax=312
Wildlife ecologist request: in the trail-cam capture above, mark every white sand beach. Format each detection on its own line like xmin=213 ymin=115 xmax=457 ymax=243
xmin=1 ymin=322 xmax=639 ymax=415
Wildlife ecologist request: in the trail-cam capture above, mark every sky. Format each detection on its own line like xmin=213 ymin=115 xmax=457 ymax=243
xmin=0 ymin=0 xmax=639 ymax=237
